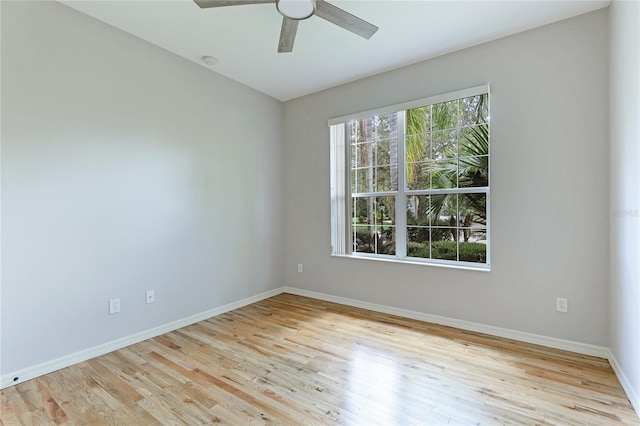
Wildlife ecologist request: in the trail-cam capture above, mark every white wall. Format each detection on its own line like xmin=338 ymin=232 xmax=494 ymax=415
xmin=1 ymin=1 xmax=284 ymax=374
xmin=283 ymin=10 xmax=610 ymax=346
xmin=609 ymin=0 xmax=640 ymax=412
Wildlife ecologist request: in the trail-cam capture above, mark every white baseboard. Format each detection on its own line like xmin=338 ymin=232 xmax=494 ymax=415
xmin=608 ymin=350 xmax=640 ymax=417
xmin=0 ymin=287 xmax=284 ymax=389
xmin=283 ymin=286 xmax=610 ymax=358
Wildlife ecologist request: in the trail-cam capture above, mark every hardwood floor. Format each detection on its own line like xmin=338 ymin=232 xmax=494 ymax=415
xmin=1 ymin=293 xmax=638 ymax=425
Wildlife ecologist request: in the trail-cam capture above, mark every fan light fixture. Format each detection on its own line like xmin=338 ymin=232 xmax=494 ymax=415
xmin=276 ymin=0 xmax=315 ymax=20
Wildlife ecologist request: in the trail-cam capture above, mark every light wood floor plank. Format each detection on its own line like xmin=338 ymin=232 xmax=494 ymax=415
xmin=1 ymin=293 xmax=638 ymax=425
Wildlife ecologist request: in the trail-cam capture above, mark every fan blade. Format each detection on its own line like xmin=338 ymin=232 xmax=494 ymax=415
xmin=314 ymin=0 xmax=378 ymax=39
xmin=278 ymin=17 xmax=298 ymax=53
xmin=194 ymin=0 xmax=274 ymax=8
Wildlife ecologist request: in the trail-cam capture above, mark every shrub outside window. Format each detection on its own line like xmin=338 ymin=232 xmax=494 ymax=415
xmin=330 ymin=85 xmax=490 ymax=269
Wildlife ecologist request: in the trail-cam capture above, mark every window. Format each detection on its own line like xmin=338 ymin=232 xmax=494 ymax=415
xmin=330 ymin=85 xmax=490 ymax=269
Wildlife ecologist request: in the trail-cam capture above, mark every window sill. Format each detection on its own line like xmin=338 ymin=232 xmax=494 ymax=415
xmin=331 ymin=253 xmax=491 ymax=272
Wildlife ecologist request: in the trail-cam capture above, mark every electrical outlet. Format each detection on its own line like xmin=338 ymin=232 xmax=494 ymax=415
xmin=109 ymin=298 xmax=120 ymax=315
xmin=298 ymin=263 xmax=303 ymax=273
xmin=146 ymin=290 xmax=155 ymax=304
xmin=556 ymin=297 xmax=568 ymax=313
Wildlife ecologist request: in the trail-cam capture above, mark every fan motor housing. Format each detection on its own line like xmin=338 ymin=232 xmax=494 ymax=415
xmin=276 ymin=0 xmax=316 ymax=20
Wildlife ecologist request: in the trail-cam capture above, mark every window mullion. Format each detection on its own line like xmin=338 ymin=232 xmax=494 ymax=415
xmin=395 ymin=111 xmax=407 ymax=258
xmin=405 ymin=187 xmax=489 ymax=196
xmin=343 ymin=123 xmax=353 ymax=255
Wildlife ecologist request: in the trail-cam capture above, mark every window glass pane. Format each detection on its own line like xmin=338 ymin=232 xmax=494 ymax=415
xmin=406 ymin=109 xmax=430 ymax=191
xmin=376 ymin=195 xmax=395 ymax=227
xmin=352 ymin=167 xmax=373 ymax=193
xmin=459 ymin=94 xmax=488 ymax=126
xmin=407 ymin=193 xmax=474 ymax=261
xmin=354 ymin=226 xmax=396 ymax=255
xmin=373 ymin=166 xmax=384 ymax=192
xmin=352 ymin=197 xmax=369 ymax=227
xmin=372 ymin=227 xmax=395 ymax=255
xmin=350 ymin=169 xmax=354 ymax=193
xmin=351 ymin=144 xmax=358 ymax=169
xmin=353 ymin=141 xmax=373 ymax=169
xmin=375 ymin=114 xmax=398 ymax=143
xmin=428 ymin=194 xmax=445 ymax=225
xmin=407 ymin=227 xmax=430 ymax=259
xmin=431 ymin=160 xmax=457 ymax=189
xmin=352 ymin=196 xmax=395 ymax=255
xmin=376 ymin=138 xmax=391 ymax=166
xmin=432 ymin=240 xmax=457 ymax=261
xmin=406 ymin=132 xmax=429 ymax=164
xmin=458 ymin=193 xmax=487 ymax=228
xmin=407 ymin=193 xmax=432 ymax=259
xmin=406 ymin=161 xmax=430 ymax=190
xmin=431 ymin=129 xmax=457 ymax=161
xmin=458 ymin=156 xmax=489 ymax=188
xmin=431 ymin=193 xmax=458 ymax=228
xmin=350 ymin=114 xmax=398 ymax=194
xmin=406 ymin=107 xmax=431 ymax=136
xmin=351 ymin=115 xmax=397 ymax=143
xmin=352 ymin=165 xmax=400 ymax=193
xmin=460 ymin=231 xmax=487 ymax=263
xmin=432 ymin=100 xmax=459 ymax=131
xmin=350 ymin=121 xmax=360 ymax=143
xmin=407 ymin=195 xmax=430 ymax=226
xmin=459 ymin=124 xmax=488 ymax=153
xmin=461 ymin=228 xmax=487 ymax=244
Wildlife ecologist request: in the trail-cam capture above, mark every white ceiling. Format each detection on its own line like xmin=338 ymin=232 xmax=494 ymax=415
xmin=59 ymin=0 xmax=609 ymax=101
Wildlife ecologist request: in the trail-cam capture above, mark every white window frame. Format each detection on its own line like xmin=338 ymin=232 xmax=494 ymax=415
xmin=330 ymin=85 xmax=490 ymax=270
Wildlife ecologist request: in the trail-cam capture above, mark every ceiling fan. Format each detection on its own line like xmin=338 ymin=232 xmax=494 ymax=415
xmin=193 ymin=0 xmax=378 ymax=53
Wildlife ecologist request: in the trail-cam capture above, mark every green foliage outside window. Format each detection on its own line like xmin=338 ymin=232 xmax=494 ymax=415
xmin=348 ymin=91 xmax=489 ymax=265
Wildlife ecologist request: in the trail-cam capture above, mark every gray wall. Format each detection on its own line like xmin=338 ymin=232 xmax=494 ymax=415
xmin=609 ymin=0 xmax=640 ymax=410
xmin=283 ymin=10 xmax=610 ymax=346
xmin=1 ymin=1 xmax=284 ymax=374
